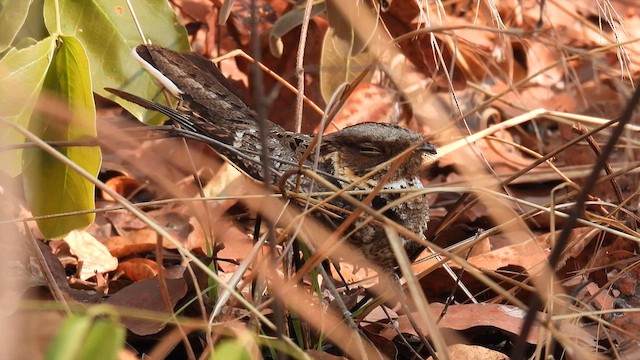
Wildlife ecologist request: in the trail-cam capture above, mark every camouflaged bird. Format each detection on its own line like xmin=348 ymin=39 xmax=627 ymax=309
xmin=106 ymin=44 xmax=436 ymax=272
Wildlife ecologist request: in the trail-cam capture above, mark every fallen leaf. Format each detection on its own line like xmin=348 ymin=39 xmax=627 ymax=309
xmin=105 ymin=266 xmax=187 ymax=336
xmin=430 ymin=343 xmax=508 ymax=360
xmin=116 ymin=258 xmax=160 ymax=282
xmin=380 ymin=303 xmax=542 ymax=345
xmin=63 ymin=230 xmax=118 ymax=281
xmin=103 ymin=229 xmax=158 ymax=258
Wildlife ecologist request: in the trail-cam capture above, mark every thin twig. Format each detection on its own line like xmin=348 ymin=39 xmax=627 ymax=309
xmin=293 ymin=0 xmax=315 ymax=133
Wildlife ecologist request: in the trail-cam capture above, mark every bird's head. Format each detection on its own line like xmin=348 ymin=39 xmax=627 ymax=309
xmin=320 ymin=122 xmax=436 ymax=187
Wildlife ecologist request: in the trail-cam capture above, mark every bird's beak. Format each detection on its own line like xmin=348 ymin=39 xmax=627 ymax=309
xmin=417 ymin=142 xmax=437 ymax=155
xmin=417 ymin=142 xmax=438 ymax=169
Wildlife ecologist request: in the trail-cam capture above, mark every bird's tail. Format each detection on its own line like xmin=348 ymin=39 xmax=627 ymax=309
xmin=104 ymin=87 xmax=202 ymax=135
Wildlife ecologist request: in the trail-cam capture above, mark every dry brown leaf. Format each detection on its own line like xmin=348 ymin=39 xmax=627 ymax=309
xmin=203 ymin=161 xmax=250 ymax=212
xmin=305 ymin=349 xmax=348 ymax=360
xmin=116 ymin=258 xmax=160 ymax=282
xmin=468 ymin=235 xmax=548 ymax=273
xmin=612 ymin=312 xmax=640 ymax=342
xmin=105 ymin=267 xmax=187 ymax=336
xmin=429 ymin=343 xmax=508 ymax=360
xmin=381 ymin=303 xmax=541 ymax=345
xmin=216 ymin=223 xmax=255 ymax=273
xmin=323 ymin=83 xmax=407 ymax=133
xmin=63 ymin=230 xmax=118 ymax=280
xmin=103 ymin=229 xmax=158 ymax=258
xmin=102 ymin=175 xmax=151 ymax=202
xmin=586 ymin=282 xmax=615 ymax=312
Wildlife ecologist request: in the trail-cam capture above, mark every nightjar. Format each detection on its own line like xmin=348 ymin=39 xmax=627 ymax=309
xmin=106 ymin=44 xmax=436 ymax=273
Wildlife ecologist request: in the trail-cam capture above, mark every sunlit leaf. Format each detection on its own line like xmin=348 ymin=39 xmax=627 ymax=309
xmin=0 ymin=0 xmax=34 ymax=53
xmin=0 ymin=36 xmax=55 ymax=175
xmin=78 ymin=319 xmax=126 ymax=360
xmin=325 ymin=0 xmax=379 ymax=57
xmin=319 ymin=27 xmax=374 ymax=103
xmin=44 ymin=315 xmax=93 ymax=360
xmin=22 ymin=36 xmax=101 ymax=239
xmin=210 ymin=340 xmax=252 ymax=360
xmin=45 ymin=315 xmax=125 ymax=360
xmin=43 ymin=0 xmax=189 ymax=124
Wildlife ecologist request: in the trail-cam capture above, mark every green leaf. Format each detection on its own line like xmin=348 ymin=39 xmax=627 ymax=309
xmin=14 ymin=36 xmax=39 ymax=49
xmin=45 ymin=315 xmax=125 ymax=360
xmin=78 ymin=319 xmax=126 ymax=360
xmin=10 ymin=0 xmax=49 ymax=49
xmin=0 ymin=0 xmax=34 ymax=53
xmin=210 ymin=340 xmax=252 ymax=360
xmin=22 ymin=36 xmax=101 ymax=239
xmin=0 ymin=36 xmax=56 ymax=176
xmin=43 ymin=0 xmax=189 ymax=124
xmin=45 ymin=315 xmax=93 ymax=360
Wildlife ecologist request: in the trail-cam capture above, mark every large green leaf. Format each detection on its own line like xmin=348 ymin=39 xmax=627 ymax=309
xmin=23 ymin=36 xmax=101 ymax=239
xmin=43 ymin=0 xmax=189 ymax=124
xmin=0 ymin=0 xmax=34 ymax=53
xmin=210 ymin=340 xmax=252 ymax=360
xmin=0 ymin=36 xmax=55 ymax=176
xmin=44 ymin=315 xmax=93 ymax=360
xmin=45 ymin=315 xmax=125 ymax=360
xmin=12 ymin=0 xmax=49 ymax=46
xmin=77 ymin=318 xmax=126 ymax=360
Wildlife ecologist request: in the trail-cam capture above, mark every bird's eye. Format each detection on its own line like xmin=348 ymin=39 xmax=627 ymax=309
xmin=359 ymin=143 xmax=383 ymax=156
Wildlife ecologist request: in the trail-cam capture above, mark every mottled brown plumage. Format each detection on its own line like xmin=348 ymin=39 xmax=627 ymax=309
xmin=106 ymin=45 xmax=436 ymax=273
